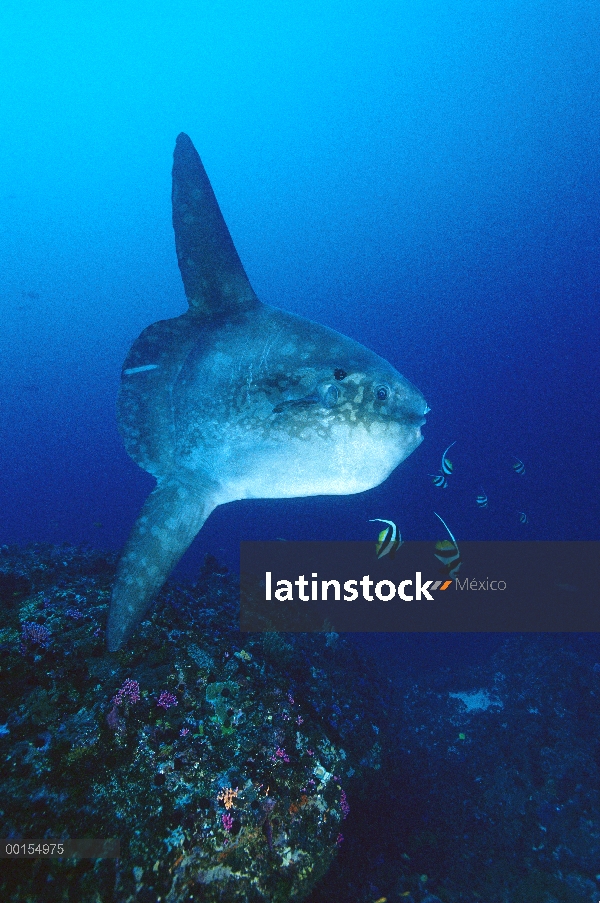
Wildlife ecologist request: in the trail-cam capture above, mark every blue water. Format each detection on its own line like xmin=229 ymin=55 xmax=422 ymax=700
xmin=0 ymin=4 xmax=598 ymax=573
xmin=1 ymin=5 xmax=600 ymax=899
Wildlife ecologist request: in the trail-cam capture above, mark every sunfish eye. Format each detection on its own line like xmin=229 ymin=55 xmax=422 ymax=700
xmin=334 ymin=368 xmax=347 ymax=381
xmin=321 ymin=384 xmax=339 ymax=408
xmin=375 ymin=385 xmax=389 ymax=401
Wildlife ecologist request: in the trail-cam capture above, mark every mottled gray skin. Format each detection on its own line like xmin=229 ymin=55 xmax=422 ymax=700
xmin=107 ymin=134 xmax=428 ymax=651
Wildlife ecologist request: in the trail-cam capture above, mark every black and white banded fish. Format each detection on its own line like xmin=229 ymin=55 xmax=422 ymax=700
xmin=476 ymin=489 xmax=488 ymax=508
xmin=441 ymin=441 xmax=456 ymax=475
xmin=433 ymin=512 xmax=461 ymax=577
xmin=430 ymin=473 xmax=448 ymax=489
xmin=369 ymin=518 xmax=402 ymax=559
xmin=512 ymin=456 xmax=525 ymax=475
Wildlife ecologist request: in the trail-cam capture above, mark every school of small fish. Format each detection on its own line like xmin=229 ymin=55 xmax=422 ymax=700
xmin=431 ymin=443 xmax=529 ymax=523
xmin=371 ymin=443 xmax=530 ymax=570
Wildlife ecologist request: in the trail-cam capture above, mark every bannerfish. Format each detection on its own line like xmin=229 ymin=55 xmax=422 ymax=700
xmin=441 ymin=441 xmax=456 ymax=475
xmin=476 ymin=489 xmax=488 ymax=508
xmin=369 ymin=518 xmax=403 ymax=559
xmin=512 ymin=456 xmax=526 ymax=475
xmin=433 ymin=511 xmax=461 ymax=577
xmin=106 ymin=134 xmax=428 ymax=651
xmin=430 ymin=473 xmax=448 ymax=489
xmin=517 ymin=510 xmax=529 ymax=524
xmin=429 ymin=441 xmax=455 ymax=489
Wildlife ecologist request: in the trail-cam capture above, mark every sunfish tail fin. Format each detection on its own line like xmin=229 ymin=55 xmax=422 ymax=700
xmin=106 ymin=478 xmax=218 ymax=651
xmin=172 ymin=133 xmax=259 ymax=317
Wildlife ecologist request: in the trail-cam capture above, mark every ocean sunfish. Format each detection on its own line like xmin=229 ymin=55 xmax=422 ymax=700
xmin=106 ymin=134 xmax=428 ymax=651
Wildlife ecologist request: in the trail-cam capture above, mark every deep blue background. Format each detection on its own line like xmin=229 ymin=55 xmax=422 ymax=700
xmin=1 ymin=0 xmax=598 ymax=581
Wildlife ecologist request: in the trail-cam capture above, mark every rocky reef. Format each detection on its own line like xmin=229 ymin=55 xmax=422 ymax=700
xmin=0 ymin=544 xmax=386 ymax=903
xmin=2 ymin=543 xmax=600 ymax=903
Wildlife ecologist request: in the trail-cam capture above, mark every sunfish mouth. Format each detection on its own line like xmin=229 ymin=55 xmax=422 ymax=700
xmin=421 ymin=404 xmax=431 ymax=427
xmin=408 ymin=403 xmax=429 ymax=430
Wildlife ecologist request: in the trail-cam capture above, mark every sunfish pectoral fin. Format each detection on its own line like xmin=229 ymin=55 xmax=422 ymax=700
xmin=106 ymin=478 xmax=218 ymax=651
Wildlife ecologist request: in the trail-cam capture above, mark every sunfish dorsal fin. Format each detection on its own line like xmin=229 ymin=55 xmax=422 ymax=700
xmin=172 ymin=133 xmax=259 ymax=317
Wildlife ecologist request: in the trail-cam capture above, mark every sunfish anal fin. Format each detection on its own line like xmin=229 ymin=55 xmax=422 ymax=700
xmin=106 ymin=478 xmax=218 ymax=652
xmin=172 ymin=133 xmax=259 ymax=318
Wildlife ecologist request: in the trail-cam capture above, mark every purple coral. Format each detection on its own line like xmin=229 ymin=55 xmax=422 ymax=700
xmin=340 ymin=789 xmax=350 ymax=819
xmin=112 ymin=678 xmax=140 ymax=707
xmin=157 ymin=691 xmax=178 ymax=710
xmin=221 ymin=812 xmax=234 ymax=832
xmin=107 ymin=679 xmax=140 ymax=731
xmin=20 ymin=622 xmax=51 ymax=651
